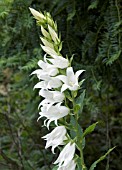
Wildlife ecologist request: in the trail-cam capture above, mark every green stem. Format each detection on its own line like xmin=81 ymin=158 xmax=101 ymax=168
xmin=71 ymin=92 xmax=87 ymax=170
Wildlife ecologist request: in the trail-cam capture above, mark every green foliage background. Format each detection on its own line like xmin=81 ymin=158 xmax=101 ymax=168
xmin=0 ymin=0 xmax=122 ymax=169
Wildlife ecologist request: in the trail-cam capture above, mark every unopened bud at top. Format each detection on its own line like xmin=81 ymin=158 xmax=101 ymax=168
xmin=29 ymin=7 xmax=45 ymax=21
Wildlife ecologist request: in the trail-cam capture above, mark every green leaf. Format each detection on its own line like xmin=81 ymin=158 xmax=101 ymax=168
xmin=82 ymin=122 xmax=98 ymax=138
xmin=106 ymin=50 xmax=121 ymax=65
xmin=77 ymin=157 xmax=83 ymax=170
xmin=89 ymin=147 xmax=116 ymax=170
xmin=88 ymin=0 xmax=98 ymax=10
xmin=67 ymin=9 xmax=76 ymax=21
xmin=75 ymin=90 xmax=85 ymax=114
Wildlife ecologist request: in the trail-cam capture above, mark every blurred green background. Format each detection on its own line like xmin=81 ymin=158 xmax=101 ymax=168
xmin=0 ymin=0 xmax=122 ymax=169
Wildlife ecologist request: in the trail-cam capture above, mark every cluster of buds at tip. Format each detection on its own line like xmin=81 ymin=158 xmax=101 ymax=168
xmin=30 ymin=7 xmax=85 ymax=170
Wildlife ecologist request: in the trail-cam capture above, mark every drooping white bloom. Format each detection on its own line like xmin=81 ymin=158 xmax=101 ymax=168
xmin=34 ymin=76 xmax=62 ymax=89
xmin=38 ymin=89 xmax=65 ymax=108
xmin=31 ymin=58 xmax=59 ymax=78
xmin=57 ymin=160 xmax=76 ymax=170
xmin=42 ymin=126 xmax=67 ymax=154
xmin=57 ymin=67 xmax=85 ymax=92
xmin=29 ymin=7 xmax=45 ymax=20
xmin=54 ymin=142 xmax=75 ymax=167
xmin=46 ymin=55 xmax=69 ymax=69
xmin=38 ymin=103 xmax=69 ymax=129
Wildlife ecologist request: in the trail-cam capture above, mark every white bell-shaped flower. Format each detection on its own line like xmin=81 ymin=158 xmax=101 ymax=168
xmin=57 ymin=67 xmax=85 ymax=92
xmin=57 ymin=160 xmax=76 ymax=170
xmin=42 ymin=126 xmax=67 ymax=154
xmin=31 ymin=58 xmax=59 ymax=79
xmin=38 ymin=103 xmax=69 ymax=129
xmin=38 ymin=89 xmax=65 ymax=108
xmin=34 ymin=76 xmax=62 ymax=89
xmin=54 ymin=142 xmax=75 ymax=167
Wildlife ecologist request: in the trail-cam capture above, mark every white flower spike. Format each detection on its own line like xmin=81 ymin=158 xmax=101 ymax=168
xmin=57 ymin=67 xmax=85 ymax=92
xmin=42 ymin=126 xmax=67 ymax=154
xmin=54 ymin=142 xmax=75 ymax=167
xmin=38 ymin=103 xmax=69 ymax=129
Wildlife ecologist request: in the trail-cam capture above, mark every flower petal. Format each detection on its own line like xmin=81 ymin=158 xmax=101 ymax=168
xmin=75 ymin=69 xmax=85 ymax=79
xmin=57 ymin=75 xmax=67 ymax=84
xmin=61 ymin=84 xmax=69 ymax=92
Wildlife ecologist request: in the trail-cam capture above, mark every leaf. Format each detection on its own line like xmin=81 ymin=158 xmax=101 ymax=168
xmin=77 ymin=157 xmax=83 ymax=170
xmin=75 ymin=90 xmax=85 ymax=114
xmin=88 ymin=0 xmax=98 ymax=10
xmin=89 ymin=147 xmax=116 ymax=170
xmin=106 ymin=50 xmax=121 ymax=65
xmin=67 ymin=9 xmax=76 ymax=21
xmin=82 ymin=122 xmax=98 ymax=138
xmin=70 ymin=116 xmax=85 ymax=149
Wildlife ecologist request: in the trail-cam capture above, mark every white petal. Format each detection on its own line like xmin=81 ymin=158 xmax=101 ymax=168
xmin=61 ymin=84 xmax=68 ymax=92
xmin=57 ymin=160 xmax=76 ymax=170
xmin=75 ymin=69 xmax=85 ymax=79
xmin=69 ymin=84 xmax=79 ymax=91
xmin=34 ymin=81 xmax=47 ymax=89
xmin=47 ymin=57 xmax=69 ymax=69
xmin=49 ymin=78 xmax=62 ymax=88
xmin=31 ymin=69 xmax=42 ymax=75
xmin=54 ymin=142 xmax=75 ymax=167
xmin=57 ymin=75 xmax=67 ymax=84
xmin=66 ymin=67 xmax=75 ymax=83
xmin=52 ymin=91 xmax=65 ymax=102
xmin=42 ymin=126 xmax=67 ymax=153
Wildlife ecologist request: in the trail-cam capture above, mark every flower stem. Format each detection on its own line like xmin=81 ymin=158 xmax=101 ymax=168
xmin=71 ymin=92 xmax=87 ymax=170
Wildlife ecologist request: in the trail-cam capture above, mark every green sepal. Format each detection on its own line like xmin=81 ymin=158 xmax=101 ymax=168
xmin=73 ymin=90 xmax=78 ymax=98
xmin=89 ymin=147 xmax=116 ymax=170
xmin=64 ymin=90 xmax=73 ymax=102
xmin=74 ymin=104 xmax=81 ymax=114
